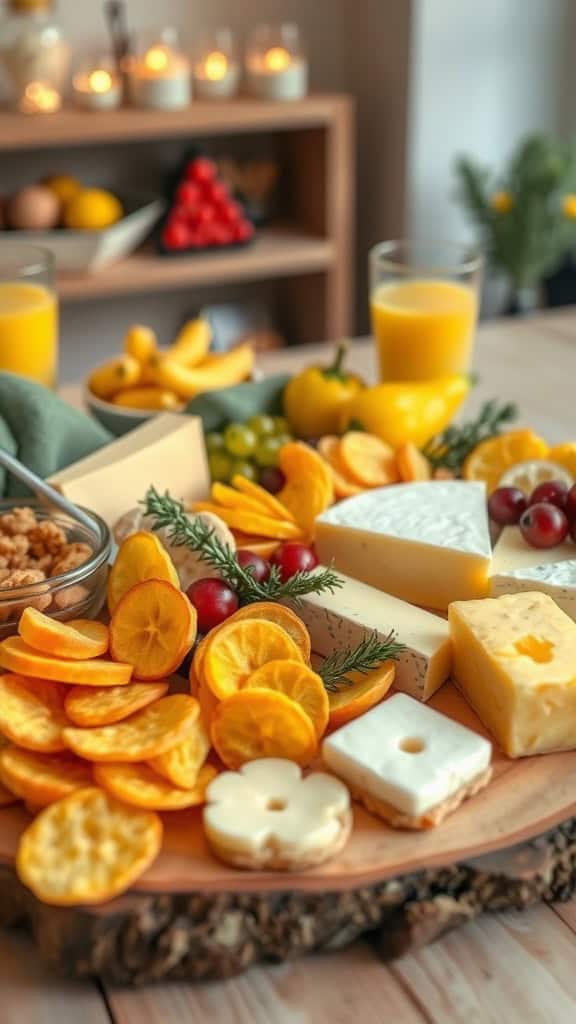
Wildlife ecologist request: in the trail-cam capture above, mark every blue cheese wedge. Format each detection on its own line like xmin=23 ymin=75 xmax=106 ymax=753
xmin=289 ymin=572 xmax=451 ymax=701
xmin=322 ymin=693 xmax=492 ymax=829
xmin=315 ymin=481 xmax=492 ymax=611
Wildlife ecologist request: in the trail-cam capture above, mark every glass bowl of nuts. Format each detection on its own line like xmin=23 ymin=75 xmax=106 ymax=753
xmin=0 ymin=500 xmax=111 ymax=639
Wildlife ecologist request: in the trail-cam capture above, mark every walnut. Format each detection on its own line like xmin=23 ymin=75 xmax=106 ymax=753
xmin=0 ymin=534 xmax=30 ymax=570
xmin=53 ymin=584 xmax=89 ymax=610
xmin=0 ymin=507 xmax=37 ymax=536
xmin=28 ymin=521 xmax=67 ymax=560
xmin=50 ymin=542 xmax=93 ymax=577
xmin=0 ymin=568 xmax=51 ymax=621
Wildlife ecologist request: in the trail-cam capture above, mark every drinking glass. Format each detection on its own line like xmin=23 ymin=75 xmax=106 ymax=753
xmin=0 ymin=243 xmax=58 ymax=388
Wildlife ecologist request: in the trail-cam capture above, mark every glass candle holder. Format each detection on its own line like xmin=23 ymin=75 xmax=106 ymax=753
xmin=369 ymin=240 xmax=483 ymax=382
xmin=0 ymin=243 xmax=58 ymax=389
xmin=72 ymin=56 xmax=121 ymax=111
xmin=245 ymin=23 xmax=308 ymax=101
xmin=132 ymin=27 xmax=191 ymax=110
xmin=0 ymin=0 xmax=69 ymax=114
xmin=193 ymin=28 xmax=239 ymax=99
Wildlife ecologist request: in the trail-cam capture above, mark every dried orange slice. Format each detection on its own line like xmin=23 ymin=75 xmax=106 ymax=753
xmin=109 ymin=579 xmax=197 ymax=681
xmin=0 ymin=746 xmax=93 ymax=806
xmin=318 ymin=436 xmax=363 ymax=499
xmin=16 ymin=786 xmax=162 ymax=906
xmin=211 ymin=688 xmax=317 ymax=769
xmin=0 ymin=674 xmax=69 ymax=753
xmin=462 ymin=429 xmax=549 ymax=494
xmin=19 ymin=609 xmax=109 ymax=660
xmin=65 ymin=680 xmax=169 ymax=727
xmin=148 ymin=716 xmax=211 ymax=788
xmin=191 ymin=502 xmax=303 ymax=541
xmin=232 ymin=473 xmax=298 ymax=522
xmin=226 ymin=602 xmax=311 ymax=661
xmin=198 ymin=676 xmax=219 ymax=728
xmin=396 ymin=442 xmax=432 ymax=483
xmin=63 ymin=694 xmax=199 ymax=763
xmin=244 ymin=659 xmax=329 ymax=737
xmin=499 ymin=458 xmax=573 ymax=494
xmin=339 ymin=432 xmax=399 ymax=487
xmin=327 ymin=662 xmax=396 ymax=730
xmin=0 ymin=637 xmax=132 ymax=687
xmin=107 ymin=531 xmax=180 ymax=614
xmin=203 ymin=619 xmax=303 ymax=699
xmin=278 ymin=442 xmax=334 ymax=534
xmin=94 ymin=761 xmax=217 ymax=811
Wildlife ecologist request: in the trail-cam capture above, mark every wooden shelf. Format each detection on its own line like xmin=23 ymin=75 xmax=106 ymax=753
xmin=0 ymin=95 xmax=349 ymax=150
xmin=58 ymin=227 xmax=335 ymax=302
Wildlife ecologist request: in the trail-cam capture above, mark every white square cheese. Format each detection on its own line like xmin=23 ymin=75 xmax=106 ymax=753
xmin=290 ymin=572 xmax=451 ymax=700
xmin=315 ymin=481 xmax=492 ymax=612
xmin=322 ymin=693 xmax=492 ymax=817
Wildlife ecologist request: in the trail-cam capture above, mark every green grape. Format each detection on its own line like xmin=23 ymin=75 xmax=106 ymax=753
xmin=208 ymin=451 xmax=233 ymax=482
xmin=254 ymin=436 xmax=283 ymax=468
xmin=230 ymin=459 xmax=258 ymax=482
xmin=272 ymin=416 xmax=290 ymax=436
xmin=206 ymin=431 xmax=225 ymax=453
xmin=224 ymin=422 xmax=257 ymax=457
xmin=247 ymin=414 xmax=276 ymax=437
xmin=274 ymin=433 xmax=292 ymax=449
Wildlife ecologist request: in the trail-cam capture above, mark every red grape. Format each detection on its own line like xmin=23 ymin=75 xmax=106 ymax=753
xmin=487 ymin=486 xmax=527 ymax=525
xmin=271 ymin=543 xmax=319 ymax=581
xmin=519 ymin=503 xmax=569 ymax=548
xmin=187 ymin=157 xmax=216 ymax=184
xmin=566 ymin=484 xmax=576 ymax=523
xmin=237 ymin=549 xmax=271 ymax=583
xmin=187 ymin=577 xmax=239 ymax=633
xmin=529 ymin=480 xmax=568 ymax=509
xmin=259 ymin=466 xmax=286 ymax=494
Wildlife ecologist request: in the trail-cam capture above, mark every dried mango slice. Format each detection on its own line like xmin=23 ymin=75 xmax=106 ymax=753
xmin=204 ymin=619 xmax=303 ymax=700
xmin=278 ymin=443 xmax=334 ymax=534
xmin=233 ymin=535 xmax=280 ymax=559
xmin=231 ymin=474 xmax=298 ymax=522
xmin=244 ymin=659 xmax=329 ymax=738
xmin=191 ymin=502 xmax=303 ymax=541
xmin=0 ymin=746 xmax=93 ymax=806
xmin=211 ymin=482 xmax=275 ymax=517
xmin=227 ymin=602 xmax=311 ymax=662
xmin=149 ymin=716 xmax=210 ymax=788
xmin=339 ymin=432 xmax=399 ymax=487
xmin=62 ymin=694 xmax=199 ymax=763
xmin=107 ymin=531 xmax=180 ymax=614
xmin=318 ymin=436 xmax=363 ymax=499
xmin=0 ymin=674 xmax=69 ymax=753
xmin=211 ymin=688 xmax=317 ymax=769
xmin=19 ymin=609 xmax=109 ymax=660
xmin=94 ymin=761 xmax=217 ymax=810
xmin=65 ymin=680 xmax=169 ymax=727
xmin=16 ymin=786 xmax=162 ymax=906
xmin=0 ymin=637 xmax=132 ymax=687
xmin=109 ymin=579 xmax=197 ymax=681
xmin=327 ymin=662 xmax=396 ymax=730
xmin=396 ymin=441 xmax=432 ymax=483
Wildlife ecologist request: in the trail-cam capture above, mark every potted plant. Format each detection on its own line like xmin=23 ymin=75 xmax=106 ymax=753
xmin=456 ymin=134 xmax=576 ymax=314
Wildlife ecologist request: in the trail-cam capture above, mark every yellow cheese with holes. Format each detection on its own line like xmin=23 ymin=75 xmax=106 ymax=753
xmin=449 ymin=591 xmax=576 ymax=757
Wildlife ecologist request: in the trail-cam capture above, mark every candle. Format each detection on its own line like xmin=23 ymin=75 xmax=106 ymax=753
xmin=133 ymin=30 xmax=191 ymax=110
xmin=19 ymin=80 xmax=62 ymax=115
xmin=245 ymin=24 xmax=308 ymax=101
xmin=72 ymin=64 xmax=121 ymax=111
xmin=193 ymin=29 xmax=239 ymax=100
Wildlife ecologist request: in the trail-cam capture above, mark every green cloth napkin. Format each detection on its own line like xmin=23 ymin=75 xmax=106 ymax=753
xmin=184 ymin=374 xmax=290 ymax=431
xmin=0 ymin=372 xmax=112 ymax=497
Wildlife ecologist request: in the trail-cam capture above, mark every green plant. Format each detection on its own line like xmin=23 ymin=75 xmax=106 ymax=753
xmin=456 ymin=134 xmax=576 ymax=291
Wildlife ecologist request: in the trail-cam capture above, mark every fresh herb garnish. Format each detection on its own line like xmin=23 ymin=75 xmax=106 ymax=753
xmin=422 ymin=398 xmax=518 ymax=473
xmin=143 ymin=486 xmax=343 ymax=605
xmin=318 ymin=630 xmax=405 ymax=692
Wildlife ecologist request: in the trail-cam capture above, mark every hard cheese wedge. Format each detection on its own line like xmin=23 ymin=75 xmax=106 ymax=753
xmin=315 ymin=481 xmax=491 ymax=612
xmin=290 ymin=571 xmax=451 ymax=701
xmin=49 ymin=414 xmax=209 ymax=527
xmin=449 ymin=591 xmax=576 ymax=757
xmin=491 ymin=527 xmax=576 ymax=619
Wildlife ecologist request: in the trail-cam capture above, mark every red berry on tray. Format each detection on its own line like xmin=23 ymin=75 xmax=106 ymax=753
xmin=187 ymin=577 xmax=239 ymax=633
xmin=176 ymin=181 xmax=201 ymax=207
xmin=487 ymin=486 xmax=527 ymax=525
xmin=259 ymin=466 xmax=285 ymax=494
xmin=529 ymin=479 xmax=568 ymax=509
xmin=206 ymin=180 xmax=229 ymax=205
xmin=566 ymin=484 xmax=576 ymax=524
xmin=271 ymin=542 xmax=319 ymax=581
xmin=163 ymin=220 xmax=189 ymax=250
xmin=189 ymin=157 xmax=217 ymax=185
xmin=234 ymin=221 xmax=254 ymax=243
xmin=197 ymin=205 xmax=216 ymax=226
xmin=519 ymin=502 xmax=569 ymax=548
xmin=236 ymin=549 xmax=271 ymax=583
xmin=220 ymin=200 xmax=243 ymax=224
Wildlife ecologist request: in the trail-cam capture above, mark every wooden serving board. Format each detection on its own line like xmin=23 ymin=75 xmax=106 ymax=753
xmin=1 ymin=683 xmax=576 ymax=984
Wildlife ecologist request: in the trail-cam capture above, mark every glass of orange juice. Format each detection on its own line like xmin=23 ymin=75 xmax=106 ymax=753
xmin=0 ymin=244 xmax=58 ymax=389
xmin=369 ymin=240 xmax=482 ymax=381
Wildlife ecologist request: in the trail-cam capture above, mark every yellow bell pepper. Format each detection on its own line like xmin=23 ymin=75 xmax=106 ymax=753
xmin=341 ymin=375 xmax=470 ymax=449
xmin=283 ymin=342 xmax=365 ymax=438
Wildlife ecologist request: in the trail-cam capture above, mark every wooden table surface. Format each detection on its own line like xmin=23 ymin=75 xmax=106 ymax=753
xmin=6 ymin=310 xmax=576 ymax=1023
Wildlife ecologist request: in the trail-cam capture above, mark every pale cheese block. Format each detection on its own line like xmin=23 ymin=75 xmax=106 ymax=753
xmin=290 ymin=571 xmax=451 ymax=701
xmin=491 ymin=525 xmax=576 ymax=577
xmin=491 ymin=527 xmax=576 ymax=619
xmin=449 ymin=591 xmax=576 ymax=757
xmin=315 ymin=481 xmax=492 ymax=612
xmin=49 ymin=414 xmax=209 ymax=527
xmin=322 ymin=693 xmax=492 ymax=818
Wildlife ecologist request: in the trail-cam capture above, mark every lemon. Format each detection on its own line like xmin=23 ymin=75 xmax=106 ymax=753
xmin=64 ymin=189 xmax=123 ymax=230
xmin=42 ymin=174 xmax=82 ymax=205
xmin=499 ymin=459 xmax=573 ymax=494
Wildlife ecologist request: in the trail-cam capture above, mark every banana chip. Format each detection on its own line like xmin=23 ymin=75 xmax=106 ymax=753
xmin=148 ymin=717 xmax=211 ymax=789
xmin=94 ymin=761 xmax=217 ymax=810
xmin=65 ymin=680 xmax=169 ymax=727
xmin=0 ymin=674 xmax=69 ymax=753
xmin=63 ymin=694 xmax=199 ymax=763
xmin=0 ymin=746 xmax=93 ymax=806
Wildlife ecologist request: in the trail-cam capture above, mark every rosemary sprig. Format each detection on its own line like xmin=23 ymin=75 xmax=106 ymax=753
xmin=422 ymin=398 xmax=518 ymax=473
xmin=143 ymin=486 xmax=343 ymax=605
xmin=318 ymin=630 xmax=406 ymax=693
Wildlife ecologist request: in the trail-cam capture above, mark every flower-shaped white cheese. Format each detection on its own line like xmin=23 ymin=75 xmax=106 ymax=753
xmin=203 ymin=758 xmax=351 ymax=871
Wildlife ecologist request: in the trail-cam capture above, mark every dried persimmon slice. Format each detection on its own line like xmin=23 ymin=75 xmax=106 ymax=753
xmin=244 ymin=659 xmax=329 ymax=738
xmin=0 ymin=637 xmax=132 ymax=686
xmin=63 ymin=694 xmax=199 ymax=763
xmin=0 ymin=674 xmax=69 ymax=753
xmin=109 ymin=579 xmax=197 ymax=681
xmin=225 ymin=603 xmax=311 ymax=662
xmin=327 ymin=663 xmax=396 ymax=730
xmin=0 ymin=746 xmax=93 ymax=806
xmin=65 ymin=680 xmax=169 ymax=727
xmin=94 ymin=761 xmax=217 ymax=810
xmin=19 ymin=609 xmax=109 ymax=660
xmin=277 ymin=442 xmax=334 ymax=534
xmin=318 ymin=436 xmax=363 ymax=499
xmin=107 ymin=530 xmax=180 ymax=613
xmin=203 ymin=619 xmax=303 ymax=700
xmin=339 ymin=432 xmax=399 ymax=487
xmin=211 ymin=688 xmax=317 ymax=769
